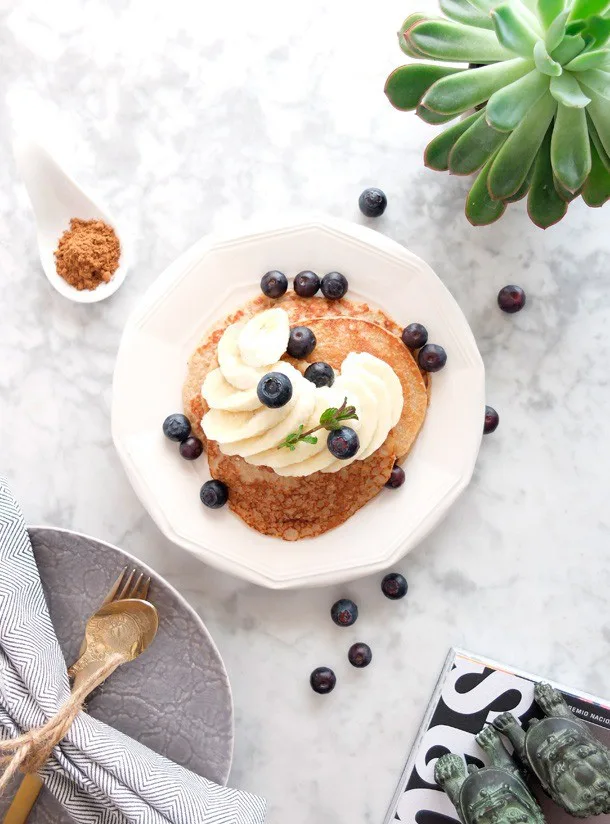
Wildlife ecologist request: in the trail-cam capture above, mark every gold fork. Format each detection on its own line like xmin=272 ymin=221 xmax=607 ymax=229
xmin=3 ymin=567 xmax=155 ymax=824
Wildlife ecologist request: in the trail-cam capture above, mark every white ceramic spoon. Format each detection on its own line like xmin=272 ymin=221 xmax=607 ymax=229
xmin=14 ymin=138 xmax=128 ymax=304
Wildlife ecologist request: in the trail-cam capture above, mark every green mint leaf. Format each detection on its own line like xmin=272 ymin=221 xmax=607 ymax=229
xmin=324 ymin=420 xmax=343 ymax=431
xmin=302 ymin=435 xmax=318 ymax=445
xmin=320 ymin=407 xmax=339 ymax=426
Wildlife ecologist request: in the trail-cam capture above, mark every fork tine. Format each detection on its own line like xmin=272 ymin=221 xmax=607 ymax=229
xmin=131 ymin=573 xmax=151 ymax=600
xmin=139 ymin=576 xmax=152 ymax=601
xmin=101 ymin=567 xmax=129 ymax=607
xmin=117 ymin=568 xmax=136 ymax=600
xmin=129 ymin=572 xmax=145 ymax=599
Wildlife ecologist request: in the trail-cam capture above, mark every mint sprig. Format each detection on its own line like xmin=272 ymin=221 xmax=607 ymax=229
xmin=277 ymin=398 xmax=358 ymax=451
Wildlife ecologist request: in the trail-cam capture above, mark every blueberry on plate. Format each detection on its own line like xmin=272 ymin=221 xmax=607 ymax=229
xmin=162 ymin=413 xmax=191 ymax=442
xmin=385 ymin=462 xmax=405 ymax=489
xmin=358 ymin=187 xmax=387 ymax=218
xmin=257 ymin=372 xmax=293 ymax=408
xmin=331 ymin=598 xmax=358 ymax=627
xmin=321 ymin=271 xmax=348 ymax=300
xmin=484 ymin=405 xmax=500 ymax=434
xmin=304 ymin=362 xmax=334 ymax=388
xmin=348 ymin=642 xmax=372 ymax=668
xmin=418 ymin=344 xmax=447 ymax=373
xmin=310 ymin=666 xmax=336 ymax=694
xmin=401 ymin=323 xmax=428 ymax=350
xmin=200 ymin=480 xmax=229 ymax=509
xmin=179 ymin=436 xmax=204 ymax=460
xmin=260 ymin=270 xmax=288 ymax=299
xmin=381 ymin=572 xmax=408 ymax=600
xmin=294 ymin=270 xmax=320 ymax=298
xmin=327 ymin=427 xmax=359 ymax=460
xmin=497 ymin=284 xmax=526 ymax=313
xmin=287 ymin=326 xmax=317 ymax=358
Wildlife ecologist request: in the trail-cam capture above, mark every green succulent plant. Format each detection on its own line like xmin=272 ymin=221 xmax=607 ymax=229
xmin=385 ymin=0 xmax=610 ymax=227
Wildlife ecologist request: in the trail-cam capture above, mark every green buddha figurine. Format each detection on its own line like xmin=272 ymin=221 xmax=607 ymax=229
xmin=493 ymin=682 xmax=610 ymax=818
xmin=435 ymin=725 xmax=546 ymax=824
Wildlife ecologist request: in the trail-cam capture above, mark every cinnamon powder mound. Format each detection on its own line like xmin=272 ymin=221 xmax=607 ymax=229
xmin=54 ymin=218 xmax=120 ymax=291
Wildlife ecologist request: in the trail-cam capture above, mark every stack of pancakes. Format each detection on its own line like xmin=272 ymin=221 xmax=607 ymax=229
xmin=183 ymin=294 xmax=429 ymax=541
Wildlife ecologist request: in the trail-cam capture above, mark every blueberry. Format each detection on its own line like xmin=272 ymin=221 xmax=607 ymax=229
xmin=179 ymin=436 xmax=204 ymax=460
xmin=484 ymin=405 xmax=500 ymax=434
xmin=358 ymin=187 xmax=388 ymax=218
xmin=497 ymin=285 xmax=526 ymax=313
xmin=381 ymin=572 xmax=408 ymax=600
xmin=163 ymin=413 xmax=191 ymax=442
xmin=294 ymin=270 xmax=320 ymax=298
xmin=310 ymin=666 xmax=336 ymax=694
xmin=200 ymin=480 xmax=229 ymax=509
xmin=304 ymin=362 xmax=335 ymax=388
xmin=385 ymin=463 xmax=405 ymax=489
xmin=327 ymin=427 xmax=359 ymax=460
xmin=287 ymin=326 xmax=317 ymax=358
xmin=418 ymin=344 xmax=447 ymax=373
xmin=401 ymin=323 xmax=428 ymax=350
xmin=321 ymin=271 xmax=348 ymax=300
xmin=257 ymin=372 xmax=293 ymax=408
xmin=348 ymin=642 xmax=372 ymax=668
xmin=260 ymin=270 xmax=288 ymax=298
xmin=331 ymin=598 xmax=358 ymax=627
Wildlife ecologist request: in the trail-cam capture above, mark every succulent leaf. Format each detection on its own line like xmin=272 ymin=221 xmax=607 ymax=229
xmin=385 ymin=65 xmax=464 ymax=110
xmin=449 ymin=114 xmax=508 ymax=173
xmin=544 ymin=9 xmax=570 ymax=49
xmin=534 ymin=40 xmax=564 ymax=73
xmin=565 ymin=47 xmax=610 ymax=69
xmin=440 ymin=0 xmax=495 ymax=29
xmin=416 ymin=105 xmax=458 ymax=124
xmin=550 ymin=72 xmax=591 ymax=104
xmin=582 ymin=16 xmax=610 ymax=48
xmin=466 ymin=155 xmax=508 ymax=224
xmin=553 ymin=173 xmax=583 ymax=199
xmin=504 ymin=167 xmax=534 ymax=201
xmin=551 ymin=33 xmax=587 ymax=62
xmin=399 ymin=14 xmax=432 ymax=57
xmin=528 ymin=126 xmax=569 ymax=226
xmin=422 ymin=58 xmax=532 ymax=113
xmin=488 ymin=92 xmax=557 ymax=198
xmin=587 ymin=89 xmax=610 ymax=153
xmin=408 ymin=19 xmax=515 ymax=61
xmin=587 ymin=110 xmax=610 ymax=167
xmin=424 ymin=111 xmax=481 ymax=170
xmin=569 ymin=0 xmax=610 ymax=22
xmin=491 ymin=4 xmax=540 ymax=54
xmin=583 ymin=140 xmax=610 ymax=204
xmin=539 ymin=0 xmax=566 ymax=31
xmin=551 ymin=103 xmax=592 ymax=189
xmin=487 ymin=69 xmax=550 ymax=130
xmin=578 ymin=68 xmax=610 ymax=98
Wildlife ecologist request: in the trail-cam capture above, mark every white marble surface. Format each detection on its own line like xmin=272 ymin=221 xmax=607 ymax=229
xmin=2 ymin=1 xmax=610 ymax=822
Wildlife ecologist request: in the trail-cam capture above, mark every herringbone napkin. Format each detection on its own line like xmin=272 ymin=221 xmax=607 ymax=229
xmin=0 ymin=479 xmax=266 ymax=824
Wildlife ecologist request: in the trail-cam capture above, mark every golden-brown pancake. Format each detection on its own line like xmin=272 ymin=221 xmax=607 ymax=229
xmin=206 ymin=434 xmax=396 ymax=541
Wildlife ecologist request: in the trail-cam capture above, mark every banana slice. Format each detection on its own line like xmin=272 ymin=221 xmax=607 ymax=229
xmin=343 ymin=352 xmax=403 ymax=428
xmin=217 ymin=322 xmax=269 ymax=390
xmin=202 ymin=368 xmax=261 ymax=412
xmin=321 ymin=374 xmax=378 ymax=472
xmin=237 ymin=308 xmax=290 ymax=368
xmin=224 ymin=377 xmax=316 ymax=458
xmin=245 ymin=388 xmax=333 ymax=468
xmin=341 ymin=360 xmax=393 ymax=461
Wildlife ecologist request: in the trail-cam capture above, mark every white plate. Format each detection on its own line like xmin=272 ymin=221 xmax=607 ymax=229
xmin=112 ymin=218 xmax=484 ymax=589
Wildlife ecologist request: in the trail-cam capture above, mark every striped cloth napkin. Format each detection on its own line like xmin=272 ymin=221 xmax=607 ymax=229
xmin=0 ymin=478 xmax=266 ymax=824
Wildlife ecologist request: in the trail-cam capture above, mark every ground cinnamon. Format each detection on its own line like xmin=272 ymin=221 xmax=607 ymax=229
xmin=54 ymin=218 xmax=120 ymax=291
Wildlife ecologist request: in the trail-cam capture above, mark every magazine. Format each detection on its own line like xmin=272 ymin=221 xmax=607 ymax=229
xmin=384 ymin=649 xmax=610 ymax=824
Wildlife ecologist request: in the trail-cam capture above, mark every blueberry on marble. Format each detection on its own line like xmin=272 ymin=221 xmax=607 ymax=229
xmin=327 ymin=427 xmax=359 ymax=460
xmin=260 ymin=270 xmax=288 ymax=299
xmin=484 ymin=405 xmax=500 ymax=434
xmin=304 ymin=362 xmax=335 ymax=388
xmin=321 ymin=271 xmax=348 ymax=300
xmin=418 ymin=344 xmax=447 ymax=373
xmin=310 ymin=666 xmax=337 ymax=694
xmin=497 ymin=285 xmax=526 ymax=313
xmin=331 ymin=598 xmax=358 ymax=627
xmin=179 ymin=436 xmax=204 ymax=460
xmin=358 ymin=187 xmax=387 ymax=218
xmin=294 ymin=271 xmax=320 ymax=298
xmin=287 ymin=326 xmax=317 ymax=359
xmin=257 ymin=372 xmax=293 ymax=408
xmin=348 ymin=642 xmax=372 ymax=668
xmin=401 ymin=323 xmax=428 ymax=350
xmin=381 ymin=572 xmax=408 ymax=600
xmin=162 ymin=413 xmax=191 ymax=443
xmin=200 ymin=480 xmax=229 ymax=509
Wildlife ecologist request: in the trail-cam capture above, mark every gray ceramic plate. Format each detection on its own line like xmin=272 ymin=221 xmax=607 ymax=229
xmin=0 ymin=527 xmax=233 ymax=823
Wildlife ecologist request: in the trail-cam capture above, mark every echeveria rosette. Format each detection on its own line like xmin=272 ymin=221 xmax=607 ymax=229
xmin=385 ymin=0 xmax=610 ymax=227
